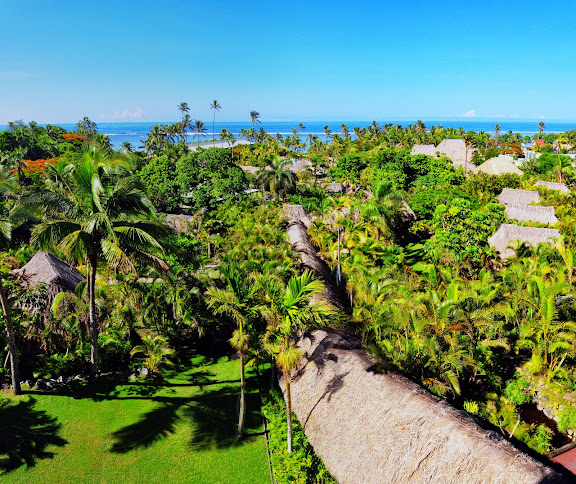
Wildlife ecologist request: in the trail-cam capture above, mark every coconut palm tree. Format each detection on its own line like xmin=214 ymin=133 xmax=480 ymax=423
xmin=538 ymin=121 xmax=545 ymax=136
xmin=210 ymin=100 xmax=221 ymax=141
xmin=17 ymin=146 xmax=168 ymax=381
xmin=494 ymin=124 xmax=501 ymax=142
xmin=0 ymin=168 xmax=20 ymax=395
xmin=192 ymin=120 xmax=207 ymax=147
xmin=249 ymin=111 xmax=260 ymax=145
xmin=178 ymin=102 xmax=190 ymax=122
xmin=206 ymin=264 xmax=257 ymax=438
xmin=323 ymin=125 xmax=332 ymax=143
xmin=261 ymin=271 xmax=336 ymax=453
xmin=254 ymin=156 xmax=297 ymax=198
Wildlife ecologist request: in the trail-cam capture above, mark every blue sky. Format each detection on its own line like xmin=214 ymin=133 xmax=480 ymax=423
xmin=0 ymin=0 xmax=575 ymax=124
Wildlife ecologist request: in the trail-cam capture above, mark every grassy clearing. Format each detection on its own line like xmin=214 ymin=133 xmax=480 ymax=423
xmin=0 ymin=355 xmax=269 ymax=484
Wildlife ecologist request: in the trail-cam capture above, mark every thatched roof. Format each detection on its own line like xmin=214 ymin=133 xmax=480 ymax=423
xmin=282 ymin=330 xmax=566 ymax=484
xmin=505 ymin=205 xmax=558 ymax=225
xmin=498 ymin=188 xmax=540 ymax=206
xmin=488 ymin=224 xmax=561 ymax=258
xmin=289 ymin=160 xmax=312 ymax=174
xmin=325 ymin=182 xmax=345 ymax=194
xmin=411 ymin=144 xmax=437 ymax=156
xmin=284 ymin=204 xmax=312 ymax=228
xmin=477 ymin=156 xmax=524 ymax=176
xmin=165 ymin=214 xmax=194 ymax=233
xmin=400 ymin=199 xmax=417 ymax=222
xmin=436 ymin=138 xmax=476 ymax=162
xmin=15 ymin=251 xmax=84 ymax=293
xmin=285 ymin=205 xmax=344 ymax=309
xmin=534 ymin=181 xmax=571 ymax=193
xmin=239 ymin=165 xmax=260 ymax=175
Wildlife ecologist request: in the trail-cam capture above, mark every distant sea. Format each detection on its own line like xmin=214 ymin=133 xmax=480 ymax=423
xmin=2 ymin=120 xmax=576 ymax=149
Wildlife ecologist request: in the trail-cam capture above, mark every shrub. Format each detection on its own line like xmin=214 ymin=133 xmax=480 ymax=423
xmin=558 ymin=406 xmax=576 ymax=433
xmin=503 ymin=378 xmax=531 ymax=406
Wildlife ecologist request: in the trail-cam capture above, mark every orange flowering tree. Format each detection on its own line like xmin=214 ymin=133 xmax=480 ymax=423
xmin=20 ymin=158 xmax=58 ymax=175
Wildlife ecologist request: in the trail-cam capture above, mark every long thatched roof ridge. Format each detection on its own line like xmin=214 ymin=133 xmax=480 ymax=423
xmin=282 ymin=330 xmax=567 ymax=484
xmin=488 ymin=224 xmax=561 ymax=258
xmin=411 ymin=144 xmax=438 ymax=156
xmin=477 ymin=156 xmax=524 ymax=176
xmin=534 ymin=180 xmax=571 ymax=193
xmin=436 ymin=138 xmax=477 ymax=162
xmin=284 ymin=205 xmax=344 ymax=310
xmin=505 ymin=205 xmax=559 ymax=226
xmin=15 ymin=251 xmax=85 ymax=293
xmin=498 ymin=188 xmax=541 ymax=206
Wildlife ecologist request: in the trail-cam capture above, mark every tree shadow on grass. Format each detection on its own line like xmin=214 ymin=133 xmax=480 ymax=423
xmin=184 ymin=387 xmax=263 ymax=450
xmin=0 ymin=397 xmax=68 ymax=475
xmin=109 ymin=400 xmax=185 ymax=453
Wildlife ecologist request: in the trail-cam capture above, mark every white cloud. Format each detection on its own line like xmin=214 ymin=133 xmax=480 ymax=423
xmin=111 ymin=106 xmax=144 ymax=120
xmin=509 ymin=113 xmax=520 ymax=118
xmin=495 ymin=114 xmax=506 ymax=118
xmin=461 ymin=109 xmax=477 ymax=118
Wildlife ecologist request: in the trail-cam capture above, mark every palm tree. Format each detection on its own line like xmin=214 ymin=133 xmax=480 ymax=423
xmin=341 ymin=123 xmax=350 ymax=139
xmin=178 ymin=102 xmax=190 ymax=122
xmin=210 ymin=100 xmax=221 ymax=141
xmin=261 ymin=271 xmax=336 ymax=453
xmin=494 ymin=124 xmax=501 ymax=142
xmin=0 ymin=168 xmax=20 ymax=395
xmin=254 ymin=156 xmax=297 ymax=198
xmin=17 ymin=146 xmax=168 ymax=381
xmin=130 ymin=334 xmax=175 ymax=374
xmin=538 ymin=121 xmax=545 ymax=137
xmin=323 ymin=125 xmax=332 ymax=143
xmin=249 ymin=111 xmax=261 ymax=144
xmin=192 ymin=120 xmax=207 ymax=147
xmin=462 ymin=132 xmax=476 ymax=175
xmin=121 ymin=141 xmax=133 ymax=153
xmin=206 ymin=265 xmax=257 ymax=438
xmin=298 ymin=123 xmax=305 ymax=131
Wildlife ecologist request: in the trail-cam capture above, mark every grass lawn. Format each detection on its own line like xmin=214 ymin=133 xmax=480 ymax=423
xmin=0 ymin=355 xmax=270 ymax=484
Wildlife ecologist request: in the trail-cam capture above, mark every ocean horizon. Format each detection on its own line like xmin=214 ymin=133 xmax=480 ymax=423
xmin=2 ymin=120 xmax=576 ymax=149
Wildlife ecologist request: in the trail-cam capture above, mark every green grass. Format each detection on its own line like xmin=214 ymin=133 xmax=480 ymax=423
xmin=0 ymin=356 xmax=270 ymax=484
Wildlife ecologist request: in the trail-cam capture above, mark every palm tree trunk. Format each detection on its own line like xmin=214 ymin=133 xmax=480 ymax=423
xmin=88 ymin=254 xmax=98 ymax=382
xmin=237 ymin=351 xmax=246 ymax=438
xmin=0 ymin=281 xmax=20 ymax=395
xmin=284 ymin=368 xmax=293 ymax=453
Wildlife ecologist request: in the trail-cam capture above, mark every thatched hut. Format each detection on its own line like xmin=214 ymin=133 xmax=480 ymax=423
xmin=285 ymin=205 xmax=343 ymax=310
xmin=498 ymin=188 xmax=540 ymax=206
xmin=325 ymin=182 xmax=345 ymax=194
xmin=505 ymin=205 xmax=559 ymax=226
xmin=289 ymin=160 xmax=312 ymax=174
xmin=488 ymin=224 xmax=561 ymax=258
xmin=411 ymin=144 xmax=437 ymax=156
xmin=477 ymin=156 xmax=524 ymax=176
xmin=282 ymin=330 xmax=567 ymax=483
xmin=239 ymin=165 xmax=260 ymax=175
xmin=534 ymin=181 xmax=571 ymax=193
xmin=165 ymin=214 xmax=194 ymax=233
xmin=436 ymin=138 xmax=477 ymax=170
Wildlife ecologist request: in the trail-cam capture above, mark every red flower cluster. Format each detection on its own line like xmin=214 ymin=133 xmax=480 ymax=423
xmin=500 ymin=142 xmax=524 ymax=157
xmin=62 ymin=133 xmax=89 ymax=142
xmin=21 ymin=158 xmax=58 ymax=174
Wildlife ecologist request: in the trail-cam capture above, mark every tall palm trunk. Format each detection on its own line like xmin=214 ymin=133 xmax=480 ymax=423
xmin=88 ymin=254 xmax=98 ymax=382
xmin=237 ymin=351 xmax=246 ymax=438
xmin=283 ymin=368 xmax=293 ymax=453
xmin=0 ymin=282 xmax=20 ymax=395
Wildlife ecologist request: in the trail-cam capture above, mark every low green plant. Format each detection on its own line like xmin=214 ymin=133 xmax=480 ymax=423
xmin=503 ymin=377 xmax=531 ymax=406
xmin=130 ymin=335 xmax=175 ymax=374
xmin=558 ymin=406 xmax=576 ymax=433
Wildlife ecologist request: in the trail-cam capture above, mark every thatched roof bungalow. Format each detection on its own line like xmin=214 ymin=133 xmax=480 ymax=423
xmin=477 ymin=156 xmax=524 ymax=176
xmin=165 ymin=214 xmax=194 ymax=233
xmin=411 ymin=144 xmax=437 ymax=156
xmin=435 ymin=138 xmax=478 ymax=168
xmin=282 ymin=330 xmax=567 ymax=483
xmin=325 ymin=182 xmax=345 ymax=194
xmin=488 ymin=224 xmax=561 ymax=258
xmin=505 ymin=205 xmax=559 ymax=226
xmin=285 ymin=205 xmax=343 ymax=309
xmin=498 ymin=188 xmax=540 ymax=206
xmin=534 ymin=181 xmax=571 ymax=193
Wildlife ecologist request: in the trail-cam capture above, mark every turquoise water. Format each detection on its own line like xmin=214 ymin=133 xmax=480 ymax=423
xmin=2 ymin=120 xmax=575 ymax=149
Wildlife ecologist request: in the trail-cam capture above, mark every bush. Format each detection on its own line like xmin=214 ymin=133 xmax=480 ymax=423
xmin=503 ymin=378 xmax=530 ymax=406
xmin=262 ymin=390 xmax=335 ymax=484
xmin=558 ymin=406 xmax=576 ymax=433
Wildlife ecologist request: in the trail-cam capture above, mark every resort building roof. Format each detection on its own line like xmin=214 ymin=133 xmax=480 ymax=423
xmin=498 ymin=188 xmax=540 ymax=206
xmin=477 ymin=156 xmax=524 ymax=176
xmin=505 ymin=205 xmax=558 ymax=225
xmin=534 ymin=180 xmax=571 ymax=193
xmin=411 ymin=144 xmax=437 ymax=156
xmin=282 ymin=330 xmax=566 ymax=483
xmin=436 ymin=138 xmax=476 ymax=162
xmin=15 ymin=251 xmax=84 ymax=294
xmin=488 ymin=224 xmax=560 ymax=258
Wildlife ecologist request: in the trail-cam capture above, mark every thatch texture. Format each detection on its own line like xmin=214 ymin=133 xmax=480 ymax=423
xmin=534 ymin=181 xmax=571 ymax=193
xmin=289 ymin=160 xmax=312 ymax=174
xmin=165 ymin=214 xmax=194 ymax=233
xmin=477 ymin=156 xmax=524 ymax=176
xmin=325 ymin=182 xmax=345 ymax=194
xmin=282 ymin=330 xmax=567 ymax=484
xmin=15 ymin=251 xmax=84 ymax=293
xmin=505 ymin=205 xmax=558 ymax=225
xmin=411 ymin=144 xmax=437 ymax=156
xmin=400 ymin=199 xmax=417 ymax=222
xmin=488 ymin=224 xmax=561 ymax=258
xmin=498 ymin=188 xmax=540 ymax=206
xmin=285 ymin=205 xmax=343 ymax=309
xmin=239 ymin=165 xmax=260 ymax=175
xmin=436 ymin=138 xmax=477 ymax=162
